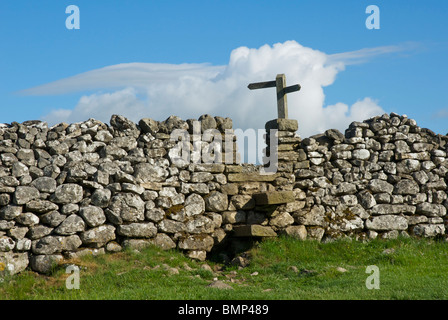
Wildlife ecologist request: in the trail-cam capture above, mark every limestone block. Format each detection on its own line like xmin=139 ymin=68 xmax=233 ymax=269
xmin=0 ymin=251 xmax=29 ymax=276
xmin=232 ymin=225 xmax=277 ymax=237
xmin=283 ymin=225 xmax=307 ymax=240
xmin=365 ymin=215 xmax=408 ymax=231
xmin=79 ymin=225 xmax=116 ymax=247
xmin=178 ymin=235 xmax=214 ymax=252
xmin=265 ymin=119 xmax=298 ymax=132
xmin=252 ymin=191 xmax=294 ymax=205
xmin=117 ymin=222 xmax=157 ymax=238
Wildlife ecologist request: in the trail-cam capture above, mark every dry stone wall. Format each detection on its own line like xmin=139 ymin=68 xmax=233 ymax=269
xmin=0 ymin=111 xmax=447 ymax=275
xmin=289 ymin=112 xmax=448 ymax=242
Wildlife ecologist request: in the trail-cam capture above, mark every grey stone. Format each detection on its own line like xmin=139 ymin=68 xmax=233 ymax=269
xmin=134 ymin=163 xmax=168 ymax=183
xmin=108 ymin=193 xmax=145 ymax=222
xmin=181 ymin=183 xmax=209 ymax=194
xmin=325 ymin=129 xmax=344 ymax=141
xmin=340 ymin=195 xmax=358 ymax=206
xmin=25 ymin=200 xmax=59 ymax=214
xmin=416 ymin=203 xmax=446 ymax=217
xmin=79 ymin=225 xmax=116 ymax=248
xmin=1 ymin=153 xmax=18 ymax=167
xmin=79 ymin=206 xmax=106 ymax=227
xmin=110 ymin=114 xmax=139 ymax=137
xmin=111 ymin=136 xmax=138 ymax=151
xmin=12 ymin=162 xmax=29 ymax=178
xmin=396 ymin=159 xmax=421 ymax=174
xmin=283 ymin=225 xmax=307 ymax=240
xmin=16 ymin=149 xmax=35 ymax=166
xmin=207 ymin=280 xmax=233 ymax=290
xmin=94 ymin=130 xmax=113 ymax=143
xmin=145 ymin=208 xmax=165 ymax=222
xmin=32 ymin=236 xmax=62 ymax=255
xmin=407 ymin=215 xmax=428 ymax=225
xmin=178 ymin=235 xmax=214 ymax=252
xmin=68 ymin=248 xmax=105 ymax=259
xmin=0 ymin=205 xmax=23 ymax=220
xmin=150 ymin=233 xmax=176 ymax=250
xmin=13 ymin=186 xmax=40 ymax=205
xmin=139 ymin=118 xmax=159 ymax=134
xmin=191 ymin=172 xmax=214 ymax=183
xmin=352 ymin=149 xmax=370 ymax=160
xmin=265 ymin=118 xmax=298 ymax=132
xmin=15 ymin=212 xmax=39 ymax=226
xmin=27 ymin=225 xmax=53 ymax=240
xmin=371 ymin=204 xmax=416 ymax=215
xmin=413 ymin=171 xmax=429 ymax=185
xmin=394 ymin=179 xmax=419 ymax=195
xmin=117 ymin=222 xmax=157 ymax=238
xmin=205 ymin=191 xmax=228 ymax=212
xmin=198 ymin=114 xmax=217 ymax=132
xmin=15 ymin=238 xmax=32 ymax=251
xmin=158 ymin=219 xmax=184 ymax=233
xmin=306 ymin=227 xmax=325 ymax=241
xmin=357 ymin=190 xmax=376 ymax=209
xmin=184 ymin=216 xmax=215 ymax=234
xmin=91 ymin=188 xmax=112 ymax=208
xmin=159 ymin=187 xmax=178 ymax=198
xmin=229 ymin=195 xmax=255 ymax=210
xmin=412 ymin=224 xmax=445 ymax=237
xmin=333 ymin=182 xmax=357 ymax=196
xmin=0 ymin=220 xmax=15 ymax=231
xmin=395 ymin=140 xmax=410 ymax=153
xmin=29 ymin=254 xmax=63 ymax=274
xmin=49 ymin=142 xmax=69 ymax=155
xmin=121 ymin=239 xmax=153 ymax=251
xmin=0 ymin=194 xmax=10 ymax=206
xmin=222 ymin=211 xmax=246 ymax=224
xmin=121 ymin=183 xmax=145 ymax=195
xmin=215 ymin=116 xmax=233 ymax=131
xmin=31 ymin=177 xmax=57 ymax=193
xmin=106 ymin=241 xmax=122 ymax=252
xmin=293 ymin=206 xmax=327 ymax=226
xmin=380 ymin=230 xmax=399 ymax=240
xmin=184 ymin=193 xmax=205 ymax=216
xmin=54 ymin=214 xmax=85 ymax=235
xmin=0 ymin=176 xmax=19 ymax=187
xmin=0 ymin=236 xmax=15 ymax=252
xmin=61 ymin=203 xmax=79 ymax=215
xmin=51 ymin=184 xmax=84 ymax=204
xmin=269 ymin=212 xmax=294 ymax=228
xmin=365 ymin=215 xmax=408 ymax=231
xmin=59 ymin=235 xmax=82 ymax=251
xmin=0 ymin=252 xmax=29 ymax=275
xmin=100 ymin=145 xmax=127 ymax=159
xmin=368 ymin=179 xmax=394 ymax=194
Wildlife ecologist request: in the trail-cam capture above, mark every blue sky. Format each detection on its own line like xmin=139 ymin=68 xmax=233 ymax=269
xmin=1 ymin=0 xmax=447 ymax=139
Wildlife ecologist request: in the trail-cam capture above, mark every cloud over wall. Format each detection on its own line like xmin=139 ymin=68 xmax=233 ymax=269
xmin=22 ymin=40 xmax=392 ymax=161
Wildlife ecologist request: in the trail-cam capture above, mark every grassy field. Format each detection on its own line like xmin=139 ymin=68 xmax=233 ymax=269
xmin=1 ymin=236 xmax=448 ymax=300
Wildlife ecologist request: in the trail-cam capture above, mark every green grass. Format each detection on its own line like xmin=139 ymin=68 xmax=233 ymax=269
xmin=1 ymin=236 xmax=448 ymax=299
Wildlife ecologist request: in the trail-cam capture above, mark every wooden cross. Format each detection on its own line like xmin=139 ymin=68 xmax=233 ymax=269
xmin=248 ymin=74 xmax=301 ymax=119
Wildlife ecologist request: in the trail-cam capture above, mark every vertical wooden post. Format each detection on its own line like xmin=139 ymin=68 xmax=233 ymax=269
xmin=276 ymin=74 xmax=288 ymax=119
xmin=248 ymin=74 xmax=300 ymax=119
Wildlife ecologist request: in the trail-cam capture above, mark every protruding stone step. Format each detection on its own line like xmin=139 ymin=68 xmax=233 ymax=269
xmin=253 ymin=191 xmax=295 ymax=205
xmin=227 ymin=173 xmax=280 ymax=182
xmin=265 ymin=118 xmax=298 ymax=132
xmin=232 ymin=225 xmax=277 ymax=237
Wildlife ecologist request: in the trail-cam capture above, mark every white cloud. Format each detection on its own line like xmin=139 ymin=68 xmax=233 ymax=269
xmin=42 ymin=87 xmax=147 ymax=125
xmin=20 ymin=63 xmax=225 ymax=96
xmin=321 ymin=97 xmax=384 ymax=134
xmin=22 ymin=40 xmax=408 ymax=161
